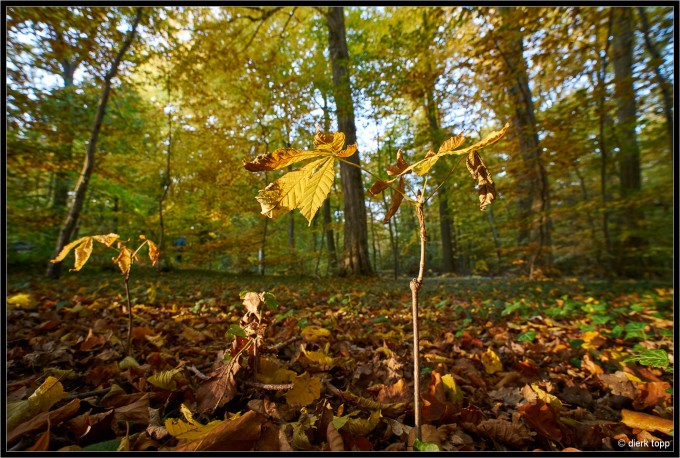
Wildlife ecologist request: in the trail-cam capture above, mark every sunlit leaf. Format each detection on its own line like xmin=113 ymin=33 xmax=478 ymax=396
xmin=299 ymin=157 xmax=335 ymax=225
xmin=438 ymin=131 xmax=465 ymax=154
xmin=314 ymin=129 xmax=346 ymax=153
xmin=112 ymin=244 xmax=133 ymax=276
xmin=91 ymin=233 xmax=120 ymax=247
xmin=621 ymin=408 xmax=674 ymax=435
xmin=72 ymin=237 xmax=93 ymax=271
xmin=255 ymin=158 xmax=325 ymax=219
xmin=624 ymin=349 xmax=670 ymax=368
xmin=412 ymin=153 xmax=440 ymax=176
xmin=244 ymin=148 xmax=330 ymax=172
xmin=50 ymin=236 xmax=90 ymax=264
xmin=148 ymin=367 xmax=184 ymax=391
xmin=140 ymin=235 xmax=159 ymax=266
xmin=442 ymin=122 xmax=509 ymax=157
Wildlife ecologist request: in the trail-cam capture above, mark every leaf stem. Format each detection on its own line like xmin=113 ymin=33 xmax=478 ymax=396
xmin=124 ymin=274 xmax=133 ymax=357
xmin=336 ymin=157 xmax=416 ymax=203
xmin=425 ymin=155 xmax=466 ymax=205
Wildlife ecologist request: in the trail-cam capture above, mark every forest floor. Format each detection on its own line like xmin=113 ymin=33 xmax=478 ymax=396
xmin=5 ymin=268 xmax=675 ymax=452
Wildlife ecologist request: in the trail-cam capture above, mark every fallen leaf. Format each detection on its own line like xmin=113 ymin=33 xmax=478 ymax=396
xmin=620 ymin=409 xmax=673 ymax=435
xmin=174 ymin=410 xmax=267 ymax=451
xmin=285 ymin=372 xmax=322 ymax=406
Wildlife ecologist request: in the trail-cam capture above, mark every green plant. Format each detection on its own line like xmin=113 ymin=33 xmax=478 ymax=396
xmin=49 ymin=233 xmax=159 ymax=356
xmin=244 ymin=123 xmax=508 ymax=440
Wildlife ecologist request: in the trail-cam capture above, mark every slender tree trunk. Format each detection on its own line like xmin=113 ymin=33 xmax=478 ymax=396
xmin=52 ymin=60 xmax=76 ymax=215
xmin=322 ymin=199 xmax=338 ymax=271
xmin=486 ymin=204 xmax=502 ymax=272
xmin=611 ymin=7 xmax=646 ymax=277
xmin=597 ymin=11 xmax=614 ymax=274
xmin=157 ymin=76 xmax=172 ymax=271
xmin=497 ymin=7 xmax=552 ymax=277
xmin=637 ymin=7 xmax=674 ymax=154
xmin=325 ymin=6 xmax=373 ymax=276
xmin=46 ymin=8 xmax=143 ymax=279
xmin=321 ymin=100 xmax=338 ymax=272
xmin=259 ymin=218 xmax=268 ymax=276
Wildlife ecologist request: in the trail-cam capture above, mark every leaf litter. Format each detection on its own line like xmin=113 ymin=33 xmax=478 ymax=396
xmin=5 ymin=270 xmax=674 ymax=451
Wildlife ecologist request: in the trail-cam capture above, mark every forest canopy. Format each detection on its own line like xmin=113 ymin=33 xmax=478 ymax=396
xmin=5 ymin=5 xmax=675 ymax=279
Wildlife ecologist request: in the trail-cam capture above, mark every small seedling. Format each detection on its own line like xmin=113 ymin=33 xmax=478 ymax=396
xmin=50 ymin=233 xmax=160 ymax=357
xmin=244 ymin=122 xmax=508 ymax=439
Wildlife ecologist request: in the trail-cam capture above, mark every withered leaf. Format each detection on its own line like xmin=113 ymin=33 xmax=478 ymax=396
xmin=314 ymin=129 xmax=345 ymax=153
xmin=383 ymin=177 xmax=405 ymax=223
xmin=112 ymin=244 xmax=134 ymax=276
xmin=438 ymin=132 xmax=466 ymax=154
xmin=386 ymin=149 xmax=411 ymax=176
xmin=368 ymin=178 xmax=390 ymax=196
xmin=174 ymin=410 xmax=267 ymax=451
xmin=244 ymin=148 xmax=329 ymax=172
xmin=519 ymin=399 xmax=563 ymax=441
xmin=7 ymin=398 xmax=80 ymax=445
xmin=196 ymin=358 xmax=242 ymax=414
xmin=477 ymin=418 xmax=533 ymax=446
xmin=139 ymin=235 xmax=159 ymax=266
xmin=465 ymin=151 xmax=497 ymax=211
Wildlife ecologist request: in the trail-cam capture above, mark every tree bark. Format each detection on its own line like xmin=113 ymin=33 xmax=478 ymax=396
xmin=52 ymin=60 xmax=76 ymax=215
xmin=611 ymin=7 xmax=646 ymax=277
xmin=497 ymin=7 xmax=552 ymax=277
xmin=325 ymin=6 xmax=373 ymax=276
xmin=157 ymin=74 xmax=173 ymax=271
xmin=46 ymin=8 xmax=143 ymax=279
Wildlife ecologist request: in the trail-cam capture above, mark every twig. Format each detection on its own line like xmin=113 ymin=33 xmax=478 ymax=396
xmin=63 ymin=387 xmax=112 ymax=401
xmin=186 ymin=365 xmax=209 ymax=380
xmin=324 ymin=381 xmax=408 ymax=417
xmin=265 ymin=335 xmax=302 ymax=352
xmin=244 ymin=380 xmax=294 ymax=391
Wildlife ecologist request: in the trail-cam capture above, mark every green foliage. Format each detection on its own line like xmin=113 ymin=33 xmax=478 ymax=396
xmin=413 ymin=439 xmax=440 ymax=451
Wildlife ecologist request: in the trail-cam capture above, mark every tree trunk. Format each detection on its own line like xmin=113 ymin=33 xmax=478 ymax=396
xmin=497 ymin=7 xmax=552 ymax=277
xmin=46 ymin=8 xmax=143 ymax=279
xmin=637 ymin=7 xmax=674 ymax=154
xmin=52 ymin=60 xmax=77 ymax=215
xmin=597 ymin=10 xmax=614 ymax=275
xmin=157 ymin=75 xmax=172 ymax=271
xmin=321 ymin=98 xmax=338 ymax=272
xmin=611 ymin=7 xmax=646 ymax=277
xmin=325 ymin=6 xmax=373 ymax=276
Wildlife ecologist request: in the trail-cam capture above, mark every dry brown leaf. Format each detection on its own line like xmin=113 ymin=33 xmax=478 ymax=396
xmin=112 ymin=393 xmax=150 ymax=426
xmin=632 ymin=381 xmax=671 ymax=410
xmin=27 ymin=428 xmax=51 ymax=451
xmin=327 ymin=422 xmax=345 ymax=451
xmin=621 ymin=409 xmax=673 ymax=435
xmin=244 ymin=148 xmax=328 ymax=172
xmin=438 ymin=132 xmax=466 ymax=154
xmin=7 ymin=398 xmax=80 ymax=444
xmin=519 ymin=399 xmax=563 ymax=441
xmin=478 ymin=418 xmax=533 ymax=446
xmin=386 ymin=149 xmax=411 ymax=176
xmin=196 ymin=358 xmax=242 ymax=414
xmin=407 ymin=424 xmax=441 ymax=450
xmin=383 ymin=177 xmax=405 ymax=224
xmin=466 ymin=151 xmax=497 ymax=211
xmin=368 ymin=178 xmax=390 ymax=196
xmin=174 ymin=410 xmax=267 ymax=451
